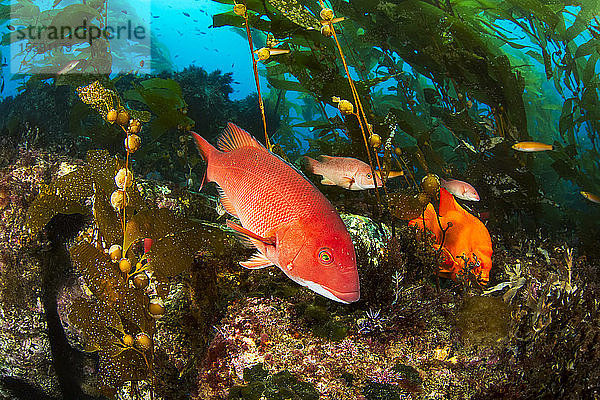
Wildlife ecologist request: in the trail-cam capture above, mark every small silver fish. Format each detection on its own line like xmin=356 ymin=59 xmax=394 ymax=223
xmin=57 ymin=59 xmax=82 ymax=75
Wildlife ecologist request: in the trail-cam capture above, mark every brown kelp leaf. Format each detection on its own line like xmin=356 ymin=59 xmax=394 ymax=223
xmin=94 ymin=185 xmax=123 ymax=247
xmin=50 ymin=4 xmax=103 ymax=32
xmin=110 ymin=286 xmax=151 ymax=332
xmin=70 ymin=241 xmax=121 ymax=306
xmin=26 ymin=194 xmax=90 ymax=234
xmin=70 ymin=242 xmax=151 ymax=331
xmin=86 ymin=149 xmax=120 ymax=196
xmin=26 ymin=149 xmax=124 ymax=234
xmin=267 ymin=0 xmax=321 ymax=30
xmin=26 ymin=166 xmax=94 ymax=233
xmin=97 ymin=348 xmax=148 ymax=398
xmin=123 ymin=78 xmax=194 ymax=140
xmin=68 ymin=298 xmax=123 ymax=354
xmin=129 ymin=109 xmax=152 ymax=123
xmin=387 ymin=191 xmax=426 ymax=220
xmin=146 ymin=222 xmax=223 ymax=277
xmin=76 ymin=80 xmax=119 ymax=120
xmin=123 ymin=208 xmax=180 ymax=253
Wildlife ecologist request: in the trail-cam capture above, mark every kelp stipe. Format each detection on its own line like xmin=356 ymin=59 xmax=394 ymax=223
xmin=234 ymin=1 xmax=272 ymax=149
xmin=318 ymin=2 xmax=384 ymax=204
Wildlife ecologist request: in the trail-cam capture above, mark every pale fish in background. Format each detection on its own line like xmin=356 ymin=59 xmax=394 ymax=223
xmin=441 ymin=178 xmax=480 ymax=201
xmin=303 ymin=155 xmax=403 ymax=190
xmin=57 ymin=59 xmax=83 ymax=75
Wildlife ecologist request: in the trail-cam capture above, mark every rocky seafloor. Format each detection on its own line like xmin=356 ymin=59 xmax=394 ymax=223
xmin=1 ymin=141 xmax=599 ymax=400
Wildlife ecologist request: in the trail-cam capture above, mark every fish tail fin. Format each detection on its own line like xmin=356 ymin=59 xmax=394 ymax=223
xmin=192 ymin=131 xmax=218 ymax=185
xmin=191 ymin=131 xmax=218 ymax=162
xmin=302 ymin=156 xmax=321 ymax=174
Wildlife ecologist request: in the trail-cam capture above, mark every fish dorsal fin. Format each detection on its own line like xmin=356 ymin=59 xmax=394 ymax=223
xmin=317 ymin=155 xmax=335 ymax=162
xmin=217 ymin=123 xmax=265 ymax=152
xmin=439 ymin=188 xmax=466 ymax=216
xmin=226 ymin=220 xmax=275 ymax=247
xmin=216 ymin=186 xmax=238 ymax=217
xmin=240 ymin=251 xmax=273 ymax=269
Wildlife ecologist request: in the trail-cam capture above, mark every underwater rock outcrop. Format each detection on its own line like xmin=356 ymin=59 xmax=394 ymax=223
xmin=0 ymin=148 xmax=85 ymax=398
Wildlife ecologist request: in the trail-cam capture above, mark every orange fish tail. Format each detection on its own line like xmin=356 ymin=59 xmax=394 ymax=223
xmin=192 ymin=131 xmax=218 ymax=163
xmin=192 ymin=131 xmax=219 ymax=186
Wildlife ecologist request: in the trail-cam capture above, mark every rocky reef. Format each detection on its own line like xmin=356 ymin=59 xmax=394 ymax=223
xmin=0 ymin=139 xmax=599 ymax=400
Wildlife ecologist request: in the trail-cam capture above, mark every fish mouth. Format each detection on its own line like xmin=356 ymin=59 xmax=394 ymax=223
xmin=303 ymin=280 xmax=360 ymax=304
xmin=326 ymin=287 xmax=360 ymax=303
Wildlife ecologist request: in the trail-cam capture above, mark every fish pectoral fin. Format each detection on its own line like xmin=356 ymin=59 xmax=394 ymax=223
xmin=240 ymin=251 xmax=273 ymax=269
xmin=216 ymin=186 xmax=238 ymax=217
xmin=226 ymin=221 xmax=276 ymax=247
xmin=340 ymin=176 xmax=355 ymax=189
xmin=320 ymin=177 xmax=336 ymax=185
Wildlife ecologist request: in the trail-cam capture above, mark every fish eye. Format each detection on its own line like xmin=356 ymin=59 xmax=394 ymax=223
xmin=366 ymin=173 xmax=372 ymax=178
xmin=318 ymin=248 xmax=334 ymax=265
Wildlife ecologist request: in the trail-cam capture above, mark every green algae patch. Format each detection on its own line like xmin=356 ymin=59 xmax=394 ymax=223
xmin=457 ymin=296 xmax=510 ymax=347
xmin=296 ymin=302 xmax=348 ymax=342
xmin=229 ymin=363 xmax=319 ymax=400
xmin=392 ymin=363 xmax=423 ymax=391
xmin=363 ymin=382 xmax=403 ymax=400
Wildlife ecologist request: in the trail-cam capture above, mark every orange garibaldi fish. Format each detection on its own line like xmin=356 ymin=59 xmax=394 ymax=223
xmin=409 ymin=188 xmax=493 ymax=284
xmin=192 ymin=123 xmax=360 ymax=303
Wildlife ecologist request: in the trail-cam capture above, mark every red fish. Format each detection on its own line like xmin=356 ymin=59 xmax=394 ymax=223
xmin=303 ymin=155 xmax=403 ymax=190
xmin=409 ymin=188 xmax=492 ymax=284
xmin=193 ymin=123 xmax=360 ymax=303
xmin=143 ymin=238 xmax=154 ymax=253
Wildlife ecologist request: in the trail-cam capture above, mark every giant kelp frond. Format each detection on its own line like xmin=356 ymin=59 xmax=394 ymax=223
xmin=26 ymin=146 xmax=223 ymax=396
xmin=26 ymin=149 xmax=121 ymax=234
xmin=123 ymin=78 xmax=194 ymax=140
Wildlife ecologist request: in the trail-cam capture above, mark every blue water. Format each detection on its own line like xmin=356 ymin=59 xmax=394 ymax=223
xmin=1 ymin=0 xmax=266 ymax=100
xmin=148 ymin=0 xmax=265 ymax=100
xmin=0 ymin=0 xmax=598 ymax=186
